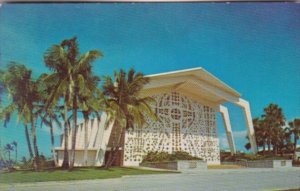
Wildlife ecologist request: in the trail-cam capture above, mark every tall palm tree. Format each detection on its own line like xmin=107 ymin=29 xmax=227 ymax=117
xmin=11 ymin=141 xmax=17 ymax=163
xmin=245 ymin=117 xmax=267 ymax=155
xmin=0 ymin=63 xmax=39 ymax=167
xmin=38 ymin=110 xmax=62 ymax=164
xmin=262 ymin=104 xmax=285 ymax=155
xmin=80 ymin=95 xmax=104 ymax=166
xmin=103 ymin=68 xmax=156 ymax=168
xmin=287 ymin=118 xmax=300 ymax=156
xmin=36 ymin=73 xmax=63 ymax=165
xmin=44 ymin=37 xmax=102 ymax=169
xmin=0 ymin=76 xmax=4 ymax=105
xmin=0 ymin=104 xmax=34 ymax=159
xmin=5 ymin=143 xmax=13 ymax=161
xmin=78 ymin=76 xmax=104 ymax=166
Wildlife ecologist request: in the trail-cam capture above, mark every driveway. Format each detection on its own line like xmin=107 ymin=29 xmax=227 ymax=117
xmin=1 ymin=168 xmax=300 ymax=191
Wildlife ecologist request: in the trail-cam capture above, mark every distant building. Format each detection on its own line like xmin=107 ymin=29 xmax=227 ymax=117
xmin=55 ymin=67 xmax=257 ymax=166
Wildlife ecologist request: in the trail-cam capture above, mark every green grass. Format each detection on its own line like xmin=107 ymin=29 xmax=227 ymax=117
xmin=0 ymin=167 xmax=176 ymax=184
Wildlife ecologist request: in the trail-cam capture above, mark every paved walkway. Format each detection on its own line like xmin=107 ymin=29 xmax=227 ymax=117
xmin=1 ymin=168 xmax=300 ymax=191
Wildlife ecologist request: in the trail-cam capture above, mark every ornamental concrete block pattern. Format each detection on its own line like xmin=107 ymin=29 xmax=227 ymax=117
xmin=55 ymin=67 xmax=257 ymax=167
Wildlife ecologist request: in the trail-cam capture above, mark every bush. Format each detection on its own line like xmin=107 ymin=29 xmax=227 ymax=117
xmin=142 ymin=151 xmax=202 ymax=163
xmin=0 ymin=159 xmax=14 ymax=169
xmin=221 ymin=153 xmax=292 ymax=162
xmin=20 ymin=157 xmax=34 ymax=170
xmin=20 ymin=155 xmax=55 ymax=170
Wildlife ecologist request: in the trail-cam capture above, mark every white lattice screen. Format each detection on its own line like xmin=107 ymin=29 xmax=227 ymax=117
xmin=124 ymin=91 xmax=220 ymax=165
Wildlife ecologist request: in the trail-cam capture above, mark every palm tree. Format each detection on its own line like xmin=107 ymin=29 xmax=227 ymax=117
xmin=5 ymin=143 xmax=13 ymax=161
xmin=38 ymin=109 xmax=62 ymax=165
xmin=245 ymin=117 xmax=267 ymax=155
xmin=0 ymin=76 xmax=4 ymax=105
xmin=36 ymin=73 xmax=63 ymax=165
xmin=78 ymin=77 xmax=104 ymax=166
xmin=0 ymin=63 xmax=39 ymax=166
xmin=262 ymin=104 xmax=285 ymax=155
xmin=11 ymin=141 xmax=17 ymax=163
xmin=103 ymin=68 xmax=156 ymax=168
xmin=44 ymin=37 xmax=102 ymax=169
xmin=287 ymin=118 xmax=300 ymax=157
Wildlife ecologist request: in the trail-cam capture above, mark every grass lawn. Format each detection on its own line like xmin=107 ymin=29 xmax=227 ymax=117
xmin=0 ymin=167 xmax=177 ymax=184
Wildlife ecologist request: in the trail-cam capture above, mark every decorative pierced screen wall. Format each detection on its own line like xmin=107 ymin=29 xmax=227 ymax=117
xmin=124 ymin=92 xmax=220 ymax=165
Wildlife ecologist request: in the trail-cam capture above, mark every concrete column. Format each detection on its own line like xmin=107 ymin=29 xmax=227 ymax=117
xmin=235 ymin=98 xmax=258 ymax=154
xmin=216 ymin=105 xmax=236 ymax=155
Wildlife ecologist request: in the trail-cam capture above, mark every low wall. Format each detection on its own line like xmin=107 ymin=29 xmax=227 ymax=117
xmin=273 ymin=160 xmax=293 ymax=168
xmin=177 ymin=160 xmax=207 ymax=171
xmin=141 ymin=161 xmax=177 ymax=170
xmin=140 ymin=160 xmax=207 ymax=171
xmin=222 ymin=160 xmax=292 ymax=168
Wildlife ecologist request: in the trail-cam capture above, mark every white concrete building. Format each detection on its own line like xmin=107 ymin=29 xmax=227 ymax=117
xmin=55 ymin=67 xmax=257 ymax=166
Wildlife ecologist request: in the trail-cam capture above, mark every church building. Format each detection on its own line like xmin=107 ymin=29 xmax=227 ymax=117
xmin=55 ymin=67 xmax=257 ymax=166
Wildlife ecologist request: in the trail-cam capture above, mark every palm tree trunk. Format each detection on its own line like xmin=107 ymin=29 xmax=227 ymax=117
xmin=105 ymin=121 xmax=124 ymax=169
xmin=294 ymin=137 xmax=298 ymax=155
xmin=104 ymin=121 xmax=118 ymax=169
xmin=268 ymin=139 xmax=271 ymax=152
xmin=83 ymin=117 xmax=89 ymax=166
xmin=293 ymin=136 xmax=298 ymax=160
xmin=62 ymin=98 xmax=70 ymax=169
xmin=49 ymin=120 xmax=55 ymax=150
xmin=262 ymin=141 xmax=265 ymax=155
xmin=70 ymin=93 xmax=78 ymax=169
xmin=24 ymin=124 xmax=34 ymax=158
xmin=31 ymin=114 xmax=40 ymax=170
xmin=15 ymin=147 xmax=17 ymax=163
xmin=273 ymin=145 xmax=277 ymax=155
xmin=49 ymin=120 xmax=57 ymax=165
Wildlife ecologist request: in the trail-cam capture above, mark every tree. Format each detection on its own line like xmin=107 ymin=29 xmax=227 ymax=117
xmin=0 ymin=63 xmax=40 ymax=168
xmin=286 ymin=118 xmax=300 ymax=156
xmin=262 ymin=104 xmax=285 ymax=155
xmin=246 ymin=104 xmax=290 ymax=156
xmin=78 ymin=77 xmax=104 ymax=166
xmin=44 ymin=37 xmax=102 ymax=169
xmin=36 ymin=73 xmax=63 ymax=165
xmin=0 ymin=76 xmax=4 ymax=105
xmin=11 ymin=141 xmax=17 ymax=163
xmin=5 ymin=143 xmax=13 ymax=161
xmin=103 ymin=68 xmax=156 ymax=168
xmin=245 ymin=118 xmax=267 ymax=155
xmin=0 ymin=68 xmax=33 ymax=158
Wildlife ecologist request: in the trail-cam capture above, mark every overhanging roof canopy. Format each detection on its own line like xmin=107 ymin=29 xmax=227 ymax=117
xmin=141 ymin=67 xmax=241 ymax=107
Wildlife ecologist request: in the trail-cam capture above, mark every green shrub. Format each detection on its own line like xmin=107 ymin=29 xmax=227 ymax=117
xmin=20 ymin=157 xmax=34 ymax=170
xmin=20 ymin=155 xmax=55 ymax=170
xmin=221 ymin=153 xmax=292 ymax=162
xmin=142 ymin=151 xmax=202 ymax=163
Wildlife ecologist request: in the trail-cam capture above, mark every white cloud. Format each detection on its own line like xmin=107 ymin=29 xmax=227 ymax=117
xmin=219 ymin=130 xmax=248 ymax=150
xmin=233 ymin=130 xmax=247 ymax=138
xmin=219 ymin=133 xmax=229 ymax=150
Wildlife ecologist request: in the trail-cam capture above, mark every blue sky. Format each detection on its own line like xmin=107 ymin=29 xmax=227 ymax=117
xmin=0 ymin=3 xmax=299 ymax=159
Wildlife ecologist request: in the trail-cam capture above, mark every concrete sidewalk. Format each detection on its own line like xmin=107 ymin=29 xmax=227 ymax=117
xmin=1 ymin=168 xmax=299 ymax=191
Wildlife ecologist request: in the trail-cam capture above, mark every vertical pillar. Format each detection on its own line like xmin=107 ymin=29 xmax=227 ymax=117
xmin=235 ymin=98 xmax=258 ymax=154
xmin=217 ymin=105 xmax=236 ymax=155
